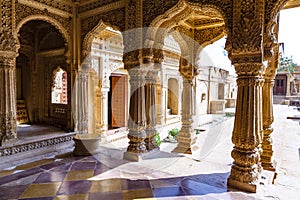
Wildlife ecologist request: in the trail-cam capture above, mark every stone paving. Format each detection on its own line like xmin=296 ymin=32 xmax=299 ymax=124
xmin=0 ymin=105 xmax=299 ymax=199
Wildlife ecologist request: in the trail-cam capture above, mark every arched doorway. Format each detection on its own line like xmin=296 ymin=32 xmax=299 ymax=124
xmin=16 ymin=20 xmax=71 ymax=137
xmin=82 ymin=24 xmax=129 ymax=140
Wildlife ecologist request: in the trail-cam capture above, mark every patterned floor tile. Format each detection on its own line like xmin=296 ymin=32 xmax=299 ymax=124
xmin=20 ymin=197 xmax=53 ymax=200
xmin=150 ymin=179 xmax=179 ymax=188
xmin=64 ymin=170 xmax=95 ymax=181
xmin=15 ymin=159 xmax=55 ymax=170
xmin=90 ymin=178 xmax=122 ymax=193
xmin=54 ymin=193 xmax=89 ymax=200
xmin=0 ymin=184 xmax=29 ymax=200
xmin=0 ymin=170 xmax=15 ymax=178
xmin=50 ymin=163 xmax=73 ymax=172
xmin=180 ymin=179 xmax=227 ymax=196
xmin=34 ymin=172 xmax=67 ymax=183
xmin=88 ymin=191 xmax=123 ymax=200
xmin=0 ymin=167 xmax=43 ymax=185
xmin=56 ymin=180 xmax=91 ymax=195
xmin=20 ymin=182 xmax=61 ymax=198
xmin=2 ymin=173 xmax=41 ymax=186
xmin=122 ymin=188 xmax=154 ymax=200
xmin=70 ymin=161 xmax=96 ymax=170
xmin=122 ymin=179 xmax=151 ymax=190
xmin=152 ymin=186 xmax=186 ymax=198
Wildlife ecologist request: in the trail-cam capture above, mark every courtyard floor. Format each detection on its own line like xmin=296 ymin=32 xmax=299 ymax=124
xmin=0 ymin=105 xmax=299 ymax=200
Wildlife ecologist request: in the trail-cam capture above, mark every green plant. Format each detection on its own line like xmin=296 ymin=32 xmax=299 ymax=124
xmin=154 ymin=133 xmax=161 ymax=146
xmin=168 ymin=128 xmax=179 ymax=140
xmin=278 ymin=56 xmax=297 ymax=73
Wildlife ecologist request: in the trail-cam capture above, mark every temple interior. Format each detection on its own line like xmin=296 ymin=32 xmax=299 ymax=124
xmin=0 ymin=0 xmax=300 ymax=199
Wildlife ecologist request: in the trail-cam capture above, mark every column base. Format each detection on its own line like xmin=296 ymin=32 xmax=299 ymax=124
xmin=172 ymin=145 xmax=198 ymax=154
xmin=227 ymin=178 xmax=259 ymax=193
xmin=262 ymin=160 xmax=277 ymax=172
xmin=73 ymin=134 xmax=102 ymax=156
xmin=123 ymin=149 xmax=160 ymax=161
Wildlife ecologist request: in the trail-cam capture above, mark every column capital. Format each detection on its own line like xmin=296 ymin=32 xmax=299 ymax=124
xmin=179 ymin=57 xmax=199 ymax=80
xmin=234 ymin=62 xmax=265 ymax=77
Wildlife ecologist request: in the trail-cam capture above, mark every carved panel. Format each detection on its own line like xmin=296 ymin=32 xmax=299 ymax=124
xmin=15 ymin=3 xmax=72 ymax=37
xmin=0 ymin=0 xmax=18 ymax=52
xmin=22 ymin=0 xmax=73 ymax=14
xmin=231 ymin=0 xmax=264 ymax=56
xmin=81 ymin=7 xmax=125 ymax=43
xmin=0 ymin=133 xmax=74 ymax=157
xmin=142 ymin=0 xmax=180 ymax=27
xmin=78 ymin=0 xmax=118 ymax=13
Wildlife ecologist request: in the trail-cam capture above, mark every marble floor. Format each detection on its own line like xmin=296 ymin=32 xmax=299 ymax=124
xmin=0 ymin=105 xmax=299 ymax=200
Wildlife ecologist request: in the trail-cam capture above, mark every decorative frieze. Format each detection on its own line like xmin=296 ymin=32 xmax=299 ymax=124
xmin=17 ymin=0 xmax=72 ymax=18
xmin=0 ymin=133 xmax=74 ymax=157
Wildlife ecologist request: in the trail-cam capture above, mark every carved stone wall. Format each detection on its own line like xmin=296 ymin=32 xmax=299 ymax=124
xmin=80 ymin=8 xmax=126 ymax=46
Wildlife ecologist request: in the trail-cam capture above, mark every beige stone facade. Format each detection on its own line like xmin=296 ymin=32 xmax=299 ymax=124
xmin=0 ymin=0 xmax=297 ymax=193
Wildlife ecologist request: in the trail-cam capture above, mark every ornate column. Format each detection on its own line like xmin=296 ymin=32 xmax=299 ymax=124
xmin=74 ymin=65 xmax=89 ymax=134
xmin=227 ymin=0 xmax=265 ymax=192
xmin=123 ymin=66 xmax=148 ymax=161
xmin=173 ymin=58 xmax=198 ymax=154
xmin=0 ymin=0 xmax=18 ymax=145
xmin=153 ymin=49 xmax=165 ymax=125
xmin=145 ymin=69 xmax=159 ymax=151
xmin=0 ymin=53 xmax=18 ymax=146
xmin=261 ymin=44 xmax=280 ymax=171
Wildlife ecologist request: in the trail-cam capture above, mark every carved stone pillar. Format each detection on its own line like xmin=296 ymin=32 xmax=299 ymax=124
xmin=227 ymin=63 xmax=264 ymax=192
xmin=123 ymin=67 xmax=147 ymax=161
xmin=0 ymin=0 xmax=18 ymax=146
xmin=0 ymin=53 xmax=18 ymax=145
xmin=145 ymin=70 xmax=159 ymax=151
xmin=261 ymin=78 xmax=276 ymax=171
xmin=153 ymin=49 xmax=164 ymax=125
xmin=173 ymin=58 xmax=198 ymax=154
xmin=74 ymin=67 xmax=89 ymax=134
xmin=261 ymin=44 xmax=280 ymax=171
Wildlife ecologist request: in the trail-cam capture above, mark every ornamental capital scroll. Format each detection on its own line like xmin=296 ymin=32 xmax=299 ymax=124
xmin=179 ymin=57 xmax=199 ymax=80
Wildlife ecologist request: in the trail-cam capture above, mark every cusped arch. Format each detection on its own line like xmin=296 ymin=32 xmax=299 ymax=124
xmin=82 ymin=20 xmax=122 ymax=61
xmin=145 ymin=0 xmax=229 ymax=58
xmin=16 ymin=15 xmax=71 ymax=62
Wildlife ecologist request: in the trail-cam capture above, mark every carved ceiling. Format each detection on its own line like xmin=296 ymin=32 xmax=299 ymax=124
xmin=171 ymin=11 xmax=225 ymax=48
xmin=283 ymin=0 xmax=300 ymax=9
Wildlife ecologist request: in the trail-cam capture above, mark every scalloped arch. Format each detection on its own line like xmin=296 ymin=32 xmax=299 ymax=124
xmin=145 ymin=0 xmax=229 ymax=58
xmin=16 ymin=15 xmax=71 ymax=62
xmin=82 ymin=20 xmax=122 ymax=61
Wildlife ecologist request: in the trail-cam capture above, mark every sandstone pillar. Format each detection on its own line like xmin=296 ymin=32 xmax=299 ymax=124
xmin=261 ymin=78 xmax=276 ymax=171
xmin=0 ymin=0 xmax=18 ymax=145
xmin=145 ymin=70 xmax=159 ymax=151
xmin=173 ymin=58 xmax=198 ymax=154
xmin=74 ymin=66 xmax=89 ymax=134
xmin=227 ymin=63 xmax=264 ymax=192
xmin=123 ymin=67 xmax=147 ymax=161
xmin=153 ymin=49 xmax=164 ymax=125
xmin=0 ymin=53 xmax=18 ymax=145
